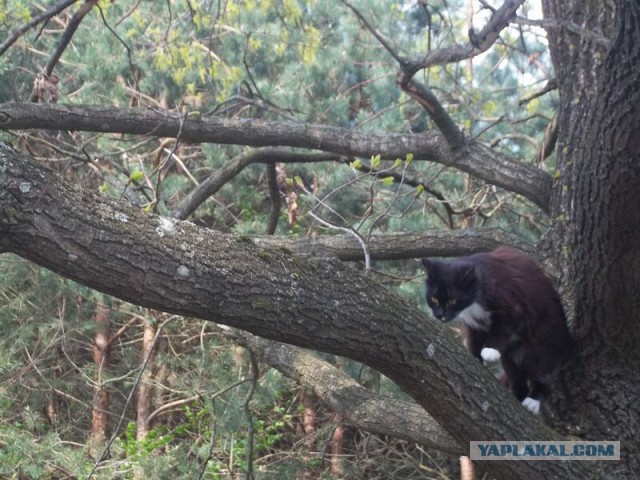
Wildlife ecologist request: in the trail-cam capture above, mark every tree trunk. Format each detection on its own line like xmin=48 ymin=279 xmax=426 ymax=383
xmin=297 ymin=389 xmax=317 ymax=480
xmin=89 ymin=303 xmax=111 ymax=453
xmin=329 ymin=415 xmax=345 ymax=478
xmin=136 ymin=318 xmax=157 ymax=441
xmin=544 ymin=0 xmax=640 ymax=476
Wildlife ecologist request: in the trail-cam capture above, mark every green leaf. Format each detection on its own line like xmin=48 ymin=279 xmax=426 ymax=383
xmin=294 ymin=175 xmax=304 ymax=188
xmin=350 ymin=159 xmax=363 ymax=170
xmin=405 ymin=153 xmax=414 ymax=165
xmin=381 ymin=176 xmax=395 ymax=186
xmin=392 ymin=158 xmax=403 ymax=169
xmin=371 ymin=154 xmax=381 ymax=169
xmin=416 ymin=184 xmax=424 ymax=194
xmin=130 ymin=170 xmax=145 ymax=182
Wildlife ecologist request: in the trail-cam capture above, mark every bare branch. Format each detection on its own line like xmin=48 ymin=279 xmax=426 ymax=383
xmin=518 ymin=79 xmax=558 ymax=106
xmin=0 ymin=102 xmax=552 ymax=212
xmin=252 ymin=228 xmax=532 ymax=262
xmin=343 ymin=1 xmax=465 ymax=148
xmin=89 ymin=316 xmax=177 ymax=477
xmin=340 ymin=0 xmax=406 ymax=65
xmin=0 ymin=0 xmax=79 ymax=58
xmin=396 ymin=77 xmax=465 ymax=149
xmin=352 ymin=158 xmax=455 ymax=227
xmin=405 ymin=0 xmax=526 ymax=75
xmin=173 ymin=148 xmax=338 ymax=220
xmin=221 ymin=326 xmax=464 ymax=455
xmin=30 ymin=0 xmax=100 ymax=102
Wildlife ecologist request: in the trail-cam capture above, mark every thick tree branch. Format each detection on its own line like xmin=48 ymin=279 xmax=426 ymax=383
xmin=397 ymin=77 xmax=466 ymax=149
xmin=0 ymin=144 xmax=591 ymax=480
xmin=0 ymin=102 xmax=552 ymax=211
xmin=252 ymin=228 xmax=532 ymax=262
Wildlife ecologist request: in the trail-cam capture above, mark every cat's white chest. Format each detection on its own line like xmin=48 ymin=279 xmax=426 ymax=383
xmin=455 ymin=302 xmax=491 ymax=330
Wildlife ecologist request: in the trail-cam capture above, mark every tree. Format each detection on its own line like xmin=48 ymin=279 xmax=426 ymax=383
xmin=1 ymin=0 xmax=638 ymax=478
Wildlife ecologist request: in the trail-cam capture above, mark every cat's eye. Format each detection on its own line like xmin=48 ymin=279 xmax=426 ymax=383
xmin=447 ymin=298 xmax=457 ymax=306
xmin=430 ymin=295 xmax=439 ymax=305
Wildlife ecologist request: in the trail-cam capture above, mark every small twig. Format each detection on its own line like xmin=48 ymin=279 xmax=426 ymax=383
xmin=114 ymin=0 xmax=142 ymax=27
xmin=473 ymin=115 xmax=506 ymax=139
xmin=146 ymin=395 xmax=201 ymax=425
xmin=197 ymin=406 xmax=218 ymax=480
xmin=0 ymin=0 xmax=78 ymax=57
xmin=349 ymin=158 xmax=456 ymax=228
xmin=308 ymin=211 xmax=370 ymax=272
xmin=153 ymin=112 xmax=186 ymax=212
xmin=172 ymin=148 xmax=338 ymax=220
xmin=518 ymin=78 xmax=558 ymax=106
xmin=87 ymin=315 xmax=177 ymax=480
xmin=340 ymin=0 xmax=407 ymax=66
xmin=196 ymin=375 xmax=257 ymax=479
xmin=30 ymin=0 xmax=100 ymax=101
xmin=96 ymin=3 xmax=138 ymax=85
xmin=162 ymin=147 xmax=199 ymax=186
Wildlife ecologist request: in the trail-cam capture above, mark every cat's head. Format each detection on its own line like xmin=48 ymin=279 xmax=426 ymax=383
xmin=421 ymin=258 xmax=479 ymax=322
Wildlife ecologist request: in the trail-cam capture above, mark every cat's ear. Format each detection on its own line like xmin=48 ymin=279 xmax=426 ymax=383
xmin=421 ymin=259 xmax=440 ymax=284
xmin=459 ymin=264 xmax=477 ymax=284
xmin=421 ymin=258 xmax=436 ymax=275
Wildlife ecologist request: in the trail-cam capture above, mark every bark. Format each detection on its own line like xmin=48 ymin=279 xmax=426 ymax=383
xmin=0 ymin=102 xmax=551 ymax=211
xmin=542 ymin=0 xmax=640 ymax=476
xmin=0 ymin=144 xmax=590 ymax=479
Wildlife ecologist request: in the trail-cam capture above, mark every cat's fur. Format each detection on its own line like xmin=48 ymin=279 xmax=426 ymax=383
xmin=421 ymin=246 xmax=571 ymax=414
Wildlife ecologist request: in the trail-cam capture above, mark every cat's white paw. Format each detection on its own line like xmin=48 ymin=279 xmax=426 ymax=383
xmin=522 ymin=397 xmax=541 ymax=414
xmin=481 ymin=347 xmax=501 ymax=362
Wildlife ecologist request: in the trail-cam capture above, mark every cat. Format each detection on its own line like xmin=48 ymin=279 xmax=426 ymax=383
xmin=421 ymin=246 xmax=572 ymax=414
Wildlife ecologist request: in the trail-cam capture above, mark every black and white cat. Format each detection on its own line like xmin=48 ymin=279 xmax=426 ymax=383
xmin=422 ymin=246 xmax=572 ymax=414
